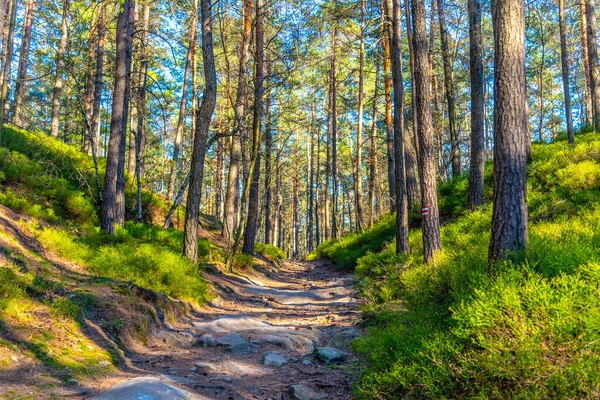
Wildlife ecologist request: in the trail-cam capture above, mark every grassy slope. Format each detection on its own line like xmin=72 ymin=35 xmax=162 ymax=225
xmin=317 ymin=132 xmax=600 ymax=398
xmin=0 ymin=126 xmax=220 ymax=391
xmin=0 ymin=126 xmax=288 ymax=392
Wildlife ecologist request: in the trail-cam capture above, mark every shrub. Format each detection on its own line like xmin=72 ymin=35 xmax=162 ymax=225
xmin=255 ymin=242 xmax=286 ymax=261
xmin=351 ymin=133 xmax=600 ymax=398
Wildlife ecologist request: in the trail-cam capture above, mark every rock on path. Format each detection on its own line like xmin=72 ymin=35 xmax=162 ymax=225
xmin=94 ymin=377 xmax=210 ymax=400
xmin=95 ymin=259 xmax=359 ymax=399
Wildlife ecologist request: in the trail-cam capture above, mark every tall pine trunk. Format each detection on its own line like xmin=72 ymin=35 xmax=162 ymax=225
xmin=330 ymin=26 xmax=339 ymax=239
xmin=467 ymin=0 xmax=485 ymax=209
xmin=368 ymin=57 xmax=380 ymax=227
xmin=580 ymin=0 xmax=593 ymax=124
xmin=167 ymin=7 xmax=198 ymax=199
xmin=489 ymin=0 xmax=528 ymax=262
xmin=183 ymin=0 xmax=217 ymax=262
xmin=437 ymin=0 xmax=460 ymax=177
xmin=558 ymin=0 xmax=574 ymax=144
xmin=0 ymin=0 xmax=16 ymax=129
xmin=223 ymin=0 xmax=252 ymax=244
xmin=12 ymin=0 xmax=35 ymax=126
xmin=390 ymin=0 xmax=409 ymax=253
xmin=412 ymin=0 xmax=442 ymax=262
xmin=50 ymin=0 xmax=70 ymax=138
xmin=585 ymin=0 xmax=600 ymax=130
xmin=381 ymin=0 xmax=395 ymax=212
xmin=354 ymin=0 xmax=366 ymax=231
xmin=242 ymin=0 xmax=265 ymax=255
xmin=101 ymin=0 xmax=133 ymax=235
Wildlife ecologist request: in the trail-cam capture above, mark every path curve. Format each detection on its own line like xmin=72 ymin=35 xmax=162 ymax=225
xmin=96 ymin=259 xmax=361 ymax=400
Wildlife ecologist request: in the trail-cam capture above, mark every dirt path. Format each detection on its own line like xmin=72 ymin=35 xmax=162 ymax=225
xmin=96 ymin=259 xmax=361 ymax=400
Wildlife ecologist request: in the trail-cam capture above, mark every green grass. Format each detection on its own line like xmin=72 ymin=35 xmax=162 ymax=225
xmin=255 ymin=242 xmax=287 ymax=261
xmin=0 ymin=125 xmax=175 ymax=225
xmin=35 ymin=222 xmax=213 ymax=304
xmin=309 ymin=165 xmax=494 ymax=270
xmin=345 ymin=132 xmax=600 ymax=398
xmin=0 ymin=125 xmax=214 ymax=304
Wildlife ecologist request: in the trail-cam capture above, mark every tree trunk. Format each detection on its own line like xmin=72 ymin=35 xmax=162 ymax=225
xmin=390 ymin=0 xmax=409 ymax=253
xmin=368 ymin=57 xmax=380 ymax=227
xmin=404 ymin=0 xmax=422 ymax=184
xmin=437 ymin=0 xmax=460 ymax=177
xmin=330 ymin=26 xmax=339 ymax=239
xmin=467 ymin=0 xmax=485 ymax=209
xmin=50 ymin=0 xmax=70 ymax=138
xmin=83 ymin=18 xmax=95 ymax=154
xmin=586 ymin=0 xmax=600 ymax=130
xmin=167 ymin=6 xmax=198 ymax=199
xmin=183 ymin=0 xmax=217 ymax=262
xmin=412 ymin=0 xmax=442 ymax=262
xmin=241 ymin=0 xmax=265 ymax=255
xmin=489 ymin=0 xmax=528 ymax=263
xmin=558 ymin=0 xmax=574 ymax=144
xmin=307 ymin=104 xmax=315 ymax=251
xmin=12 ymin=0 xmax=35 ymax=126
xmin=580 ymin=0 xmax=593 ymax=125
xmin=91 ymin=4 xmax=106 ymax=159
xmin=223 ymin=0 xmax=252 ymax=244
xmin=115 ymin=3 xmax=135 ymax=228
xmin=0 ymin=0 xmax=16 ymax=129
xmin=381 ymin=0 xmax=395 ymax=213
xmin=315 ymin=119 xmax=322 ymax=245
xmin=292 ymin=138 xmax=299 ymax=257
xmin=264 ymin=58 xmax=274 ymax=245
xmin=0 ymin=0 xmax=8 ymax=54
xmin=354 ymin=0 xmax=366 ymax=231
xmin=101 ymin=0 xmax=133 ymax=235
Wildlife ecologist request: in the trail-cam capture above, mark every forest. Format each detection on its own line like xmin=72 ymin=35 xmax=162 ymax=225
xmin=0 ymin=0 xmax=599 ymax=397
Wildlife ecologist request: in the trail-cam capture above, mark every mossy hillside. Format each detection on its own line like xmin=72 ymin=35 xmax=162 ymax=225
xmin=0 ymin=125 xmax=216 ymax=304
xmin=346 ymin=132 xmax=600 ymax=398
xmin=0 ymin=125 xmax=173 ymax=226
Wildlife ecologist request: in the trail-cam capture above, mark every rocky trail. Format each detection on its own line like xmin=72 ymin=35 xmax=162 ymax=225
xmin=95 ymin=259 xmax=361 ymax=400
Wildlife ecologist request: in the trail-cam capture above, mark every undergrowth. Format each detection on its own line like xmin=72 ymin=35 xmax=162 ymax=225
xmin=34 ymin=222 xmax=214 ymax=304
xmin=348 ymin=132 xmax=600 ymax=398
xmin=0 ymin=125 xmax=215 ymax=304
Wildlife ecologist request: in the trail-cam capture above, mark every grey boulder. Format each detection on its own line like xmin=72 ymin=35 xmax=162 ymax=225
xmin=262 ymin=351 xmax=288 ymax=367
xmin=216 ymin=333 xmax=254 ymax=354
xmin=314 ymin=347 xmax=345 ymax=365
xmin=287 ymin=384 xmax=321 ymax=400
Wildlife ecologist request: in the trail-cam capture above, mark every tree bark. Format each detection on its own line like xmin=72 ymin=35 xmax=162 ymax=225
xmin=585 ymin=0 xmax=600 ymax=130
xmin=381 ymin=0 xmax=395 ymax=212
xmin=580 ymin=0 xmax=593 ymax=125
xmin=307 ymin=108 xmax=315 ymax=250
xmin=242 ymin=0 xmax=265 ymax=255
xmin=354 ymin=0 xmax=366 ymax=231
xmin=390 ymin=0 xmax=409 ymax=253
xmin=12 ymin=0 xmax=35 ymax=126
xmin=437 ymin=0 xmax=460 ymax=177
xmin=330 ymin=26 xmax=339 ymax=239
xmin=223 ymin=0 xmax=252 ymax=244
xmin=91 ymin=4 xmax=106 ymax=158
xmin=412 ymin=0 xmax=442 ymax=262
xmin=183 ymin=0 xmax=217 ymax=262
xmin=368 ymin=57 xmax=380 ymax=227
xmin=50 ymin=0 xmax=70 ymax=138
xmin=101 ymin=0 xmax=134 ymax=235
xmin=167 ymin=6 xmax=198 ymax=199
xmin=115 ymin=2 xmax=135 ymax=228
xmin=558 ymin=0 xmax=574 ymax=144
xmin=467 ymin=0 xmax=485 ymax=209
xmin=0 ymin=0 xmax=16 ymax=129
xmin=489 ymin=0 xmax=528 ymax=263
xmin=264 ymin=56 xmax=274 ymax=245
